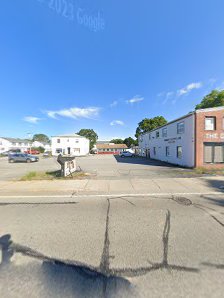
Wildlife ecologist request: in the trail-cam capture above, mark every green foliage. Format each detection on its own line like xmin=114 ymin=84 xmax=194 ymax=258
xmin=135 ymin=116 xmax=168 ymax=138
xmin=77 ymin=129 xmax=98 ymax=150
xmin=32 ymin=134 xmax=50 ymax=143
xmin=110 ymin=139 xmax=124 ymax=144
xmin=195 ymin=89 xmax=224 ymax=110
xmin=32 ymin=146 xmax=45 ymax=153
xmin=123 ymin=137 xmax=138 ymax=147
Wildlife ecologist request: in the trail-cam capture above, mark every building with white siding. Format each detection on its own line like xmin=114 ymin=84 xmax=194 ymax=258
xmin=138 ymin=106 xmax=224 ymax=168
xmin=0 ymin=137 xmax=32 ymax=154
xmin=51 ymin=134 xmax=89 ymax=156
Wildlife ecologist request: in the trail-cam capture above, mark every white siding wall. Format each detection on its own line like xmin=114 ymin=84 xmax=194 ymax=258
xmin=0 ymin=138 xmax=31 ymax=153
xmin=51 ymin=136 xmax=89 ymax=156
xmin=138 ymin=114 xmax=195 ymax=167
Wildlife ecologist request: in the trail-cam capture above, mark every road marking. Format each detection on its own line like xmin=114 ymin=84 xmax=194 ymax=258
xmin=0 ymin=192 xmax=223 ymax=199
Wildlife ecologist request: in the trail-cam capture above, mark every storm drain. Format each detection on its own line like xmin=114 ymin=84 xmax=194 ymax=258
xmin=172 ymin=196 xmax=192 ymax=206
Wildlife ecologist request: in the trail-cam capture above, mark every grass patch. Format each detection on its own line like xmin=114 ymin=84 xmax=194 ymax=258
xmin=20 ymin=170 xmax=90 ymax=181
xmin=183 ymin=167 xmax=224 ymax=176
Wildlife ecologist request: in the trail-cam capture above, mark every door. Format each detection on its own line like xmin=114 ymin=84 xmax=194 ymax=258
xmin=67 ymin=147 xmax=71 ymax=155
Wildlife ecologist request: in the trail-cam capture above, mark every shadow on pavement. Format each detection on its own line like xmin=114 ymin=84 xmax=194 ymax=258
xmin=0 ymin=234 xmax=135 ymax=298
xmin=114 ymin=155 xmax=184 ymax=169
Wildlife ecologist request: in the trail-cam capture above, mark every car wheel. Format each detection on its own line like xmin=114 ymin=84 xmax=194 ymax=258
xmin=26 ymin=159 xmax=31 ymax=163
xmin=121 ymin=155 xmax=124 ymax=158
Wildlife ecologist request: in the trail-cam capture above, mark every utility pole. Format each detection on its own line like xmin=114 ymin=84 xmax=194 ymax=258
xmin=27 ymin=132 xmax=32 ymax=154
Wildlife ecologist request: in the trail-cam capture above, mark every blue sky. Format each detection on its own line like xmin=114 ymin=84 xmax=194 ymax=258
xmin=1 ymin=0 xmax=224 ymax=140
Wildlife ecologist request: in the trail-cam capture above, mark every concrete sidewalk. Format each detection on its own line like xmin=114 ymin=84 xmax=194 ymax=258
xmin=0 ymin=176 xmax=223 ymax=197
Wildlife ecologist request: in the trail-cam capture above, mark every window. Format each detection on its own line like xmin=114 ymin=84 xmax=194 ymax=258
xmin=153 ymin=147 xmax=156 ymax=155
xmin=162 ymin=128 xmax=167 ymax=138
xmin=149 ymin=134 xmax=151 ymax=140
xmin=177 ymin=146 xmax=182 ymax=159
xmin=204 ymin=143 xmax=224 ymax=163
xmin=56 ymin=148 xmax=62 ymax=153
xmin=177 ymin=122 xmax=184 ymax=134
xmin=156 ymin=131 xmax=159 ymax=138
xmin=205 ymin=117 xmax=216 ymax=130
xmin=166 ymin=146 xmax=170 ymax=156
xmin=57 ymin=139 xmax=60 ymax=143
xmin=67 ymin=139 xmax=69 ymax=142
xmin=75 ymin=139 xmax=79 ymax=143
xmin=74 ymin=148 xmax=80 ymax=153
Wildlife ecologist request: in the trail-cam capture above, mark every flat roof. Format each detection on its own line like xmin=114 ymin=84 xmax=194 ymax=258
xmin=140 ymin=112 xmax=194 ymax=137
xmin=51 ymin=134 xmax=86 ymax=138
xmin=139 ymin=105 xmax=224 ymax=137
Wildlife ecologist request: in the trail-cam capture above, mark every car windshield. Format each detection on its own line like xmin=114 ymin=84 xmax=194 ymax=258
xmin=1 ymin=1 xmax=224 ymax=298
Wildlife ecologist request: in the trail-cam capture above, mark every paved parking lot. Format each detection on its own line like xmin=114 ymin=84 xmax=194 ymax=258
xmin=0 ymin=156 xmax=61 ymax=181
xmin=77 ymin=155 xmax=194 ymax=180
xmin=0 ymin=155 xmax=193 ymax=181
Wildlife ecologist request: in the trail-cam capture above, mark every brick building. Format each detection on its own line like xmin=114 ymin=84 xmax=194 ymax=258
xmin=138 ymin=106 xmax=224 ymax=168
xmin=195 ymin=107 xmax=224 ymax=168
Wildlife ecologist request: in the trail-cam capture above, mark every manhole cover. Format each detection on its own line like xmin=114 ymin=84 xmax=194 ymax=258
xmin=173 ymin=197 xmax=192 ymax=206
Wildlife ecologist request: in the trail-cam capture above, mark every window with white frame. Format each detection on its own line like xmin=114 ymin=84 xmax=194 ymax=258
xmin=57 ymin=139 xmax=60 ymax=143
xmin=177 ymin=122 xmax=185 ymax=134
xmin=162 ymin=128 xmax=167 ymax=138
xmin=156 ymin=131 xmax=159 ymax=138
xmin=149 ymin=133 xmax=151 ymax=140
xmin=205 ymin=117 xmax=216 ymax=130
xmin=177 ymin=146 xmax=183 ymax=159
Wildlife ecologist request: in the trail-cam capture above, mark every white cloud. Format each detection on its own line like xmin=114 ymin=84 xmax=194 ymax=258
xmin=110 ymin=100 xmax=118 ymax=107
xmin=46 ymin=107 xmax=100 ymax=120
xmin=23 ymin=116 xmax=41 ymax=124
xmin=162 ymin=91 xmax=174 ymax=104
xmin=126 ymin=95 xmax=144 ymax=104
xmin=110 ymin=120 xmax=124 ymax=126
xmin=177 ymin=82 xmax=202 ymax=96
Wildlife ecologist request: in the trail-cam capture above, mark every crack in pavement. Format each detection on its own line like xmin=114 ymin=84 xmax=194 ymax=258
xmin=100 ymin=199 xmax=111 ymax=276
xmin=111 ymin=210 xmax=199 ymax=277
xmin=110 ymin=196 xmax=136 ymax=206
xmin=194 ymin=204 xmax=224 ymax=228
xmin=0 ymin=202 xmax=79 ymax=206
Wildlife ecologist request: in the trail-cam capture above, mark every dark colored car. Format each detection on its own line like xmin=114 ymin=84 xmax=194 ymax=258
xmin=8 ymin=153 xmax=39 ymax=163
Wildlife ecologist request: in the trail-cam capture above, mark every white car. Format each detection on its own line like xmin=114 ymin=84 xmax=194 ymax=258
xmin=119 ymin=151 xmax=135 ymax=157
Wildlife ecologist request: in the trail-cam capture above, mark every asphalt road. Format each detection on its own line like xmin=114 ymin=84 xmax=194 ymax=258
xmin=0 ymin=194 xmax=224 ymax=298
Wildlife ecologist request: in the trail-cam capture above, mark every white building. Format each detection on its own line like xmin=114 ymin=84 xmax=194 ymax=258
xmin=51 ymin=134 xmax=90 ymax=156
xmin=138 ymin=113 xmax=195 ymax=167
xmin=0 ymin=137 xmax=32 ymax=154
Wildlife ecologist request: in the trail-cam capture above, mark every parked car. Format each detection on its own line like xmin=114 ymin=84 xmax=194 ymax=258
xmin=119 ymin=151 xmax=135 ymax=157
xmin=24 ymin=149 xmax=40 ymax=155
xmin=43 ymin=151 xmax=51 ymax=157
xmin=1 ymin=151 xmax=10 ymax=156
xmin=8 ymin=153 xmax=39 ymax=163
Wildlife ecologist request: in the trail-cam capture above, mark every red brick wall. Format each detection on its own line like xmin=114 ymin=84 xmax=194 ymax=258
xmin=195 ymin=109 xmax=224 ymax=168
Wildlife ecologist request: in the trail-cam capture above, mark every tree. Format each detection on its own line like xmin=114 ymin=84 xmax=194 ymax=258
xmin=77 ymin=129 xmax=98 ymax=150
xmin=195 ymin=89 xmax=224 ymax=110
xmin=32 ymin=134 xmax=50 ymax=143
xmin=123 ymin=137 xmax=138 ymax=147
xmin=110 ymin=139 xmax=124 ymax=144
xmin=135 ymin=116 xmax=167 ymax=138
